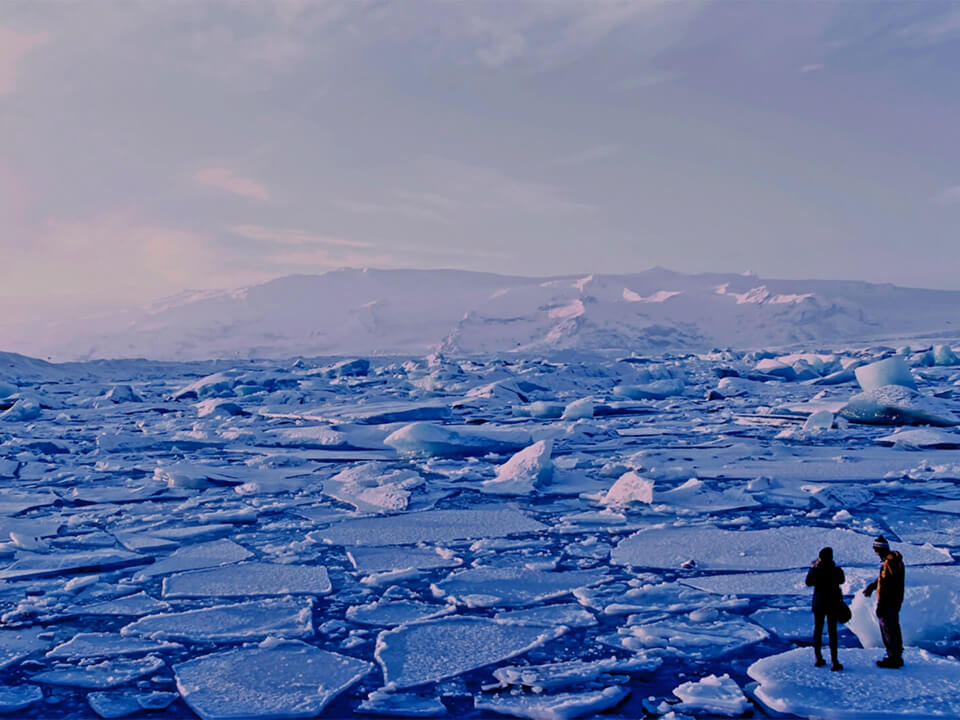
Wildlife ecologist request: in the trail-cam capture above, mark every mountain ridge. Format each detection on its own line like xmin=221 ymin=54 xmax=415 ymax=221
xmin=8 ymin=268 xmax=960 ymax=361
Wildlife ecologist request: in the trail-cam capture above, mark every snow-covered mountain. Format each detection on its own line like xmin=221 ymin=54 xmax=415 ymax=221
xmin=13 ymin=268 xmax=960 ymax=361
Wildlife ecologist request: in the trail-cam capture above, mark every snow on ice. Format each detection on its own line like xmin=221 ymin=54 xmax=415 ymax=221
xmin=2 ymin=339 xmax=960 ymax=718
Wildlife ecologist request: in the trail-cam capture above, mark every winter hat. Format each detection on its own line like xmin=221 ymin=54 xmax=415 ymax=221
xmin=873 ymin=536 xmax=891 ymax=553
xmin=819 ymin=547 xmax=834 ymax=562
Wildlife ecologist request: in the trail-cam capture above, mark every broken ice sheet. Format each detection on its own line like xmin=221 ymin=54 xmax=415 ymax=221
xmin=346 ymin=600 xmax=453 ymax=627
xmin=162 ymin=562 xmax=331 ymax=598
xmin=492 ymin=655 xmax=660 ymax=691
xmin=357 ymin=689 xmax=447 ymax=717
xmin=375 ymin=617 xmax=566 ymax=689
xmin=611 ymin=525 xmax=951 ymax=571
xmin=604 ymin=612 xmax=768 ymax=657
xmin=31 ymin=655 xmax=164 ymax=689
xmin=121 ymin=597 xmax=313 ymax=642
xmin=346 ymin=546 xmax=461 ymax=574
xmin=681 ymin=567 xmax=876 ymax=597
xmin=45 ymin=632 xmax=181 ymax=660
xmin=475 ymin=686 xmax=630 ymax=720
xmin=493 ymin=603 xmax=597 ymax=628
xmin=64 ymin=591 xmax=170 ymax=617
xmin=0 ymin=548 xmax=149 ymax=580
xmin=87 ymin=690 xmax=178 ymax=719
xmin=0 ymin=685 xmax=44 ymax=714
xmin=0 ymin=628 xmax=48 ymax=670
xmin=174 ymin=640 xmax=371 ymax=720
xmin=132 ymin=538 xmax=251 ymax=580
xmin=432 ymin=566 xmax=608 ymax=608
xmin=672 ymin=673 xmax=750 ymax=717
xmin=316 ymin=507 xmax=546 ymax=547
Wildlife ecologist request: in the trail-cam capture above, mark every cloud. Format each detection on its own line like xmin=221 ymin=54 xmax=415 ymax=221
xmin=0 ymin=25 xmax=50 ymax=95
xmin=800 ymin=63 xmax=824 ymax=73
xmin=230 ymin=224 xmax=373 ymax=248
xmin=0 ymin=213 xmax=273 ymax=307
xmin=933 ymin=186 xmax=960 ymax=204
xmin=194 ymin=168 xmax=271 ymax=201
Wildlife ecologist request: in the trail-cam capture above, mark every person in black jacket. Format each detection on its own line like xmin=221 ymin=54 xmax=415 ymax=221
xmin=864 ymin=535 xmax=905 ymax=669
xmin=805 ymin=546 xmax=844 ymax=671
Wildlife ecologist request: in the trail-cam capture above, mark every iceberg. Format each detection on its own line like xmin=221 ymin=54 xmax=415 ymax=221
xmin=855 ymin=356 xmax=917 ymax=392
xmin=840 ymin=385 xmax=960 ymax=426
xmin=384 ymin=422 xmax=530 ymax=457
xmin=481 ymin=440 xmax=553 ymax=495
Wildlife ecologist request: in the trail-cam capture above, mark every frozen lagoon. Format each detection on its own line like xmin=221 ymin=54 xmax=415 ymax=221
xmin=2 ymin=347 xmax=960 ymax=718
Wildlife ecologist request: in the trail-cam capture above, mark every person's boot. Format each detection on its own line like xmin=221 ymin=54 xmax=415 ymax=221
xmin=831 ymin=660 xmax=843 ymax=671
xmin=877 ymin=656 xmax=902 ymax=669
xmin=814 ymin=653 xmax=826 ymax=667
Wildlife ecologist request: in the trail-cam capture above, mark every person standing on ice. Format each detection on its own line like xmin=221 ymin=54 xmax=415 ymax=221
xmin=805 ymin=546 xmax=844 ymax=671
xmin=864 ymin=535 xmax=905 ymax=669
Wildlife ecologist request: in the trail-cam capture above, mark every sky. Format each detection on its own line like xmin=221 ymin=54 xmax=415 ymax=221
xmin=3 ymin=0 xmax=960 ymax=322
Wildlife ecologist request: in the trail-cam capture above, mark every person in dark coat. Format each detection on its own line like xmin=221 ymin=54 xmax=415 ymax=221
xmin=805 ymin=546 xmax=844 ymax=671
xmin=864 ymin=535 xmax=905 ymax=668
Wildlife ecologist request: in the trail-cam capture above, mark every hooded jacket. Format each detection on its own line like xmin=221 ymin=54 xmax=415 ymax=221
xmin=874 ymin=551 xmax=905 ymax=613
xmin=805 ymin=560 xmax=845 ymax=615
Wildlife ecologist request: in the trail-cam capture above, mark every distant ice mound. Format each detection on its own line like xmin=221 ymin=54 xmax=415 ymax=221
xmin=15 ymin=267 xmax=960 ymax=361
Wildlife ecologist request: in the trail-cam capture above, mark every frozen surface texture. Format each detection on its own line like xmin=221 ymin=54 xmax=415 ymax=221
xmin=3 ymin=341 xmax=960 ymax=718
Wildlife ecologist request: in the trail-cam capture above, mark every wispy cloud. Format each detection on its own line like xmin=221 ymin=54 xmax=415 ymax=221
xmin=933 ymin=186 xmax=960 ymax=205
xmin=230 ymin=224 xmax=372 ymax=248
xmin=0 ymin=25 xmax=49 ymax=95
xmin=800 ymin=63 xmax=824 ymax=74
xmin=194 ymin=168 xmax=270 ymax=201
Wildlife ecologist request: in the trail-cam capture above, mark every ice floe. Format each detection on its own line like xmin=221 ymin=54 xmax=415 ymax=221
xmin=162 ymin=562 xmax=331 ymax=598
xmin=122 ymin=597 xmax=313 ymax=642
xmin=749 ymin=647 xmax=960 ymax=719
xmin=174 ymin=640 xmax=372 ymax=720
xmin=376 ymin=617 xmax=565 ymax=689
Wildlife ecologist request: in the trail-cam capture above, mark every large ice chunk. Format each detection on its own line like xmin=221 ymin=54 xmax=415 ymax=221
xmin=934 ymin=344 xmax=960 ymax=366
xmin=31 ymin=655 xmax=164 ymax=689
xmin=481 ymin=440 xmax=553 ymax=495
xmin=613 ymin=379 xmax=684 ymax=400
xmin=346 ymin=546 xmax=461 ymax=574
xmin=162 ymin=563 xmax=331 ymax=599
xmin=323 ymin=463 xmax=423 ymax=513
xmin=599 ymin=471 xmax=654 ymax=507
xmin=672 ymin=674 xmax=750 ymax=716
xmin=121 ymin=598 xmax=313 ymax=642
xmin=848 ymin=565 xmax=960 ymax=651
xmin=174 ymin=640 xmax=372 ymax=720
xmin=317 ymin=508 xmax=545 ymax=547
xmin=432 ymin=566 xmax=607 ymax=608
xmin=748 ymin=647 xmax=960 ymax=719
xmin=840 ymin=385 xmax=960 ymax=426
xmin=855 ymin=356 xmax=916 ymax=392
xmin=611 ymin=526 xmax=950 ymax=571
xmin=375 ymin=617 xmax=565 ymax=689
xmin=384 ymin=423 xmax=530 ymax=457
